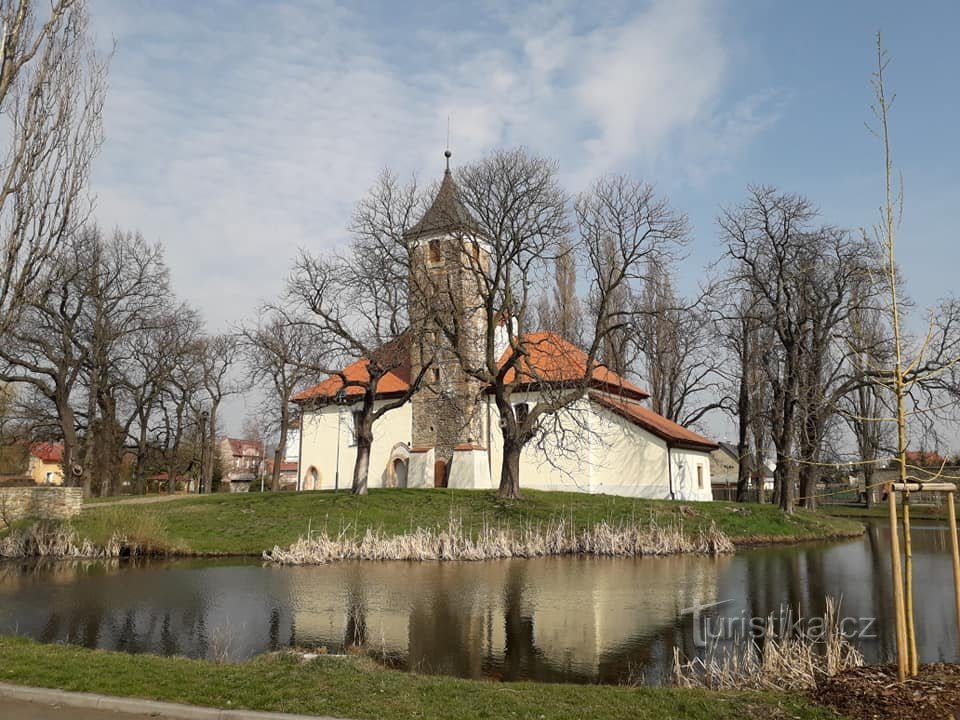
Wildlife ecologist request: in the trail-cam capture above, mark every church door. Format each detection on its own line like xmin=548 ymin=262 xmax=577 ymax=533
xmin=393 ymin=458 xmax=408 ymax=489
xmin=434 ymin=459 xmax=448 ymax=488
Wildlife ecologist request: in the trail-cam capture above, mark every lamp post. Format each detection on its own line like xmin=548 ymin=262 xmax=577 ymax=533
xmin=334 ymin=388 xmax=346 ymax=492
xmin=197 ymin=409 xmax=209 ymax=494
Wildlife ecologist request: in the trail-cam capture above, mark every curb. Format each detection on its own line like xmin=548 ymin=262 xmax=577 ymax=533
xmin=0 ymin=682 xmax=348 ymax=720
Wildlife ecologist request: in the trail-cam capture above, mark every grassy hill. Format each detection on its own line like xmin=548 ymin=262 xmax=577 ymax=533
xmin=72 ymin=488 xmax=864 ymax=555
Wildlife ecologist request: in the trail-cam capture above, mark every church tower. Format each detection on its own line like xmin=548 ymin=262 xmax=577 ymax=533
xmin=405 ymin=151 xmax=489 ymax=487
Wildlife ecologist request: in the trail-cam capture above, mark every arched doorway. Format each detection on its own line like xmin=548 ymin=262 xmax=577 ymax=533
xmin=303 ymin=466 xmax=319 ymax=491
xmin=393 ymin=458 xmax=408 ymax=488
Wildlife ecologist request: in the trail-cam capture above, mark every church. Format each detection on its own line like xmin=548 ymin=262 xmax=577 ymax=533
xmin=292 ymin=158 xmax=718 ymax=500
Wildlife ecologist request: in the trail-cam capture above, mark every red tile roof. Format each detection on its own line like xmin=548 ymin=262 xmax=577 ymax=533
xmin=279 ymin=461 xmax=298 ymax=472
xmin=292 ymin=356 xmax=412 ymax=403
xmin=225 ymin=438 xmax=264 ymax=456
xmin=905 ymin=451 xmax=946 ymax=467
xmin=498 ymin=332 xmax=648 ymax=400
xmin=30 ymin=442 xmax=63 ymax=463
xmin=589 ymin=393 xmax=718 ymax=451
xmin=294 ymin=332 xmax=646 ymax=403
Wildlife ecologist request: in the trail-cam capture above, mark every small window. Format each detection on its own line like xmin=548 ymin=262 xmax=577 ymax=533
xmin=428 ymin=239 xmax=442 ymax=263
xmin=431 ymin=367 xmax=441 ymax=384
xmin=697 ymin=465 xmax=704 ymax=490
xmin=514 ymin=403 xmax=530 ymax=425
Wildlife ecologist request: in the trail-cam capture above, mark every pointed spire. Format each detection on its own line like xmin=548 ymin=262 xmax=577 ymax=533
xmin=404 ymin=149 xmax=477 ymax=238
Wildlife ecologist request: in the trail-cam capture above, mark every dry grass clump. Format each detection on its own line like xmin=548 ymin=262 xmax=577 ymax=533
xmin=672 ymin=597 xmax=864 ymax=692
xmin=0 ymin=522 xmax=109 ymax=558
xmin=0 ymin=510 xmax=177 ymax=559
xmin=264 ymin=515 xmax=733 ymax=565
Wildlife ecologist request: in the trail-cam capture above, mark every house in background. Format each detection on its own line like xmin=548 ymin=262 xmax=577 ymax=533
xmin=28 ymin=442 xmax=64 ymax=485
xmin=218 ymin=438 xmax=265 ymax=492
xmin=710 ymin=442 xmax=741 ymax=488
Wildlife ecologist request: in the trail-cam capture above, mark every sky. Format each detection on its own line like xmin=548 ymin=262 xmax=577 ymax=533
xmin=87 ymin=0 xmax=960 ymax=436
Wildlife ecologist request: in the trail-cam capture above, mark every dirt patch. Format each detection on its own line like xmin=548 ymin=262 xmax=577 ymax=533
xmin=814 ymin=663 xmax=960 ymax=719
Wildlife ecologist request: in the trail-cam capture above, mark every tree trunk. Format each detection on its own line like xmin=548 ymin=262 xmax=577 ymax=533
xmin=58 ymin=402 xmax=84 ymax=494
xmin=498 ymin=439 xmax=522 ymax=499
xmin=864 ymin=465 xmax=875 ymax=508
xmin=204 ymin=402 xmax=219 ymax=494
xmin=272 ymin=411 xmax=288 ymax=492
xmin=777 ymin=455 xmax=794 ymax=514
xmin=352 ymin=436 xmax=371 ymax=496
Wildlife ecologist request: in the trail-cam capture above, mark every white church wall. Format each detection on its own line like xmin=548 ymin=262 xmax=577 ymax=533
xmin=484 ymin=394 xmax=597 ymax=493
xmin=299 ymin=400 xmax=412 ymax=491
xmin=587 ymin=407 xmax=673 ymax=498
xmin=481 ymin=394 xmax=711 ymax=500
xmin=670 ymin=448 xmax=714 ymax=502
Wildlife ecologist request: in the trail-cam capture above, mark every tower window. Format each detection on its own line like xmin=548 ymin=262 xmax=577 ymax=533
xmin=428 ymin=239 xmax=442 ymax=264
xmin=431 ymin=367 xmax=441 ymax=383
xmin=697 ymin=465 xmax=704 ymax=489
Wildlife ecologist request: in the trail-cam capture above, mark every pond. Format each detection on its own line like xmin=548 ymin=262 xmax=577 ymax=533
xmin=1 ymin=521 xmax=957 ymax=685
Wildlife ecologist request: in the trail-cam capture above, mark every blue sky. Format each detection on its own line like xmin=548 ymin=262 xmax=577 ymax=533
xmin=87 ymin=0 xmax=959 ymax=431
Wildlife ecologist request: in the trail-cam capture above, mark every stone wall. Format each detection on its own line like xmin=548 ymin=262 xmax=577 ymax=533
xmin=0 ymin=486 xmax=83 ymax=525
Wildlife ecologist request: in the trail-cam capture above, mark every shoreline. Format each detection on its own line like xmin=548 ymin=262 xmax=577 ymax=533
xmin=2 ymin=489 xmax=866 ymax=561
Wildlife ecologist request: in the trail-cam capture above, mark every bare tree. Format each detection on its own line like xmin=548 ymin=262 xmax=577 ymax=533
xmin=536 ymin=237 xmax=582 ymax=342
xmin=840 ymin=299 xmax=892 ymax=508
xmin=155 ymin=333 xmax=204 ymax=495
xmin=197 ymin=334 xmax=239 ymax=494
xmin=239 ymin=307 xmax=320 ymax=491
xmin=719 ymin=187 xmax=861 ymax=513
xmin=0 ymin=230 xmax=92 ymax=488
xmin=427 ymin=151 xmax=687 ymax=499
xmin=633 ymin=258 xmax=724 ymax=427
xmin=0 ymin=0 xmax=106 ymax=334
xmin=127 ymin=305 xmax=200 ymax=494
xmin=287 ymin=170 xmax=430 ymax=495
xmin=80 ymin=229 xmax=171 ymax=496
xmin=595 ymin=233 xmax=632 ymax=377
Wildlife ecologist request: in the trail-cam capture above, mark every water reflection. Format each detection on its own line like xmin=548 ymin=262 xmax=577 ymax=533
xmin=0 ymin=521 xmax=957 ymax=685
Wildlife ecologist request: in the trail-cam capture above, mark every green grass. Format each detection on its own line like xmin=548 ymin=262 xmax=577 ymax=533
xmin=69 ymin=489 xmax=864 ymax=555
xmin=0 ymin=636 xmax=847 ymax=720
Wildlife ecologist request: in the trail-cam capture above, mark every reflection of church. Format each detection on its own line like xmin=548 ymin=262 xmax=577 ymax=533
xmin=284 ymin=555 xmax=728 ymax=683
xmin=294 ymin=156 xmax=717 ymax=498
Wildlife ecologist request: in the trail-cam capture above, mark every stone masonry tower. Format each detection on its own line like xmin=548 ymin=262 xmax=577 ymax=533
xmin=405 ymin=151 xmax=489 ymax=487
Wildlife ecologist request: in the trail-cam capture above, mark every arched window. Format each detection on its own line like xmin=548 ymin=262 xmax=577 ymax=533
xmin=428 ymin=239 xmax=442 ymax=263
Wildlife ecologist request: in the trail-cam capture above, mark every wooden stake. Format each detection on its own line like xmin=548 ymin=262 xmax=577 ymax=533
xmin=887 ymin=483 xmax=908 ymax=681
xmin=902 ymin=492 xmax=918 ymax=675
xmin=948 ymin=491 xmax=960 ymax=647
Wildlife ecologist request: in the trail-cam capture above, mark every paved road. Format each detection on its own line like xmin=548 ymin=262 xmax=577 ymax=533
xmin=1 ymin=697 xmax=155 ymax=718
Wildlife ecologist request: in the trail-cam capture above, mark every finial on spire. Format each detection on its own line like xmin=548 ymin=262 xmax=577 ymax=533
xmin=445 ymin=117 xmax=451 ymax=173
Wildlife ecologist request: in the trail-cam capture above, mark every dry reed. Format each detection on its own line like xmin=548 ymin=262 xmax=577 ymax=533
xmin=264 ymin=515 xmax=734 ymax=565
xmin=672 ymin=597 xmax=864 ymax=692
xmin=0 ymin=521 xmax=161 ymax=559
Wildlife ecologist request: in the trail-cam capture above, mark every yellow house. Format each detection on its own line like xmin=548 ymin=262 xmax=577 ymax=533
xmin=28 ymin=442 xmax=64 ymax=485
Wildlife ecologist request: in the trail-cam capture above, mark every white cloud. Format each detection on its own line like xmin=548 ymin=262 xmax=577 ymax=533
xmin=87 ymin=0 xmax=775 ymax=430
